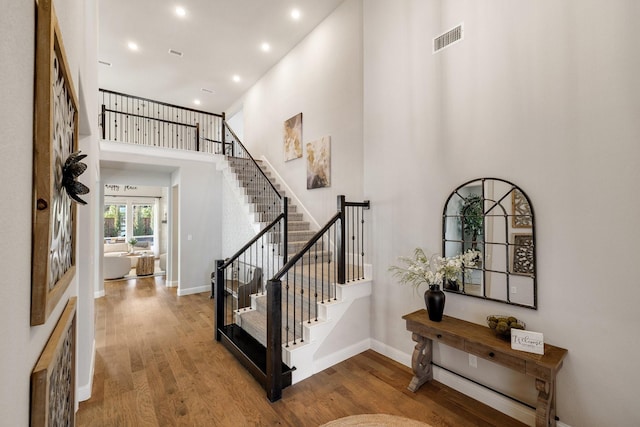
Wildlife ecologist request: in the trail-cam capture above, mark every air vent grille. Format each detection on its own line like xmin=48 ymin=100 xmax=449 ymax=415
xmin=98 ymin=60 xmax=112 ymax=67
xmin=168 ymin=49 xmax=183 ymax=57
xmin=433 ymin=23 xmax=463 ymax=53
xmin=201 ymin=88 xmax=215 ymax=94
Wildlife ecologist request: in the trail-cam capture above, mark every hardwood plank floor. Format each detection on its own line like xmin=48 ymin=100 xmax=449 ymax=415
xmin=77 ymin=276 xmax=527 ymax=427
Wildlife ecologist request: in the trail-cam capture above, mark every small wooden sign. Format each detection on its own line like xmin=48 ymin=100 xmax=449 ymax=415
xmin=511 ymin=329 xmax=544 ymax=355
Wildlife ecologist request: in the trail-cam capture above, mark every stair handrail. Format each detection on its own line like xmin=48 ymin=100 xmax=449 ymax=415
xmin=265 ymin=195 xmax=370 ymax=401
xmin=99 ymin=88 xmax=225 ymax=152
xmin=219 ymin=199 xmax=288 ymax=271
xmin=223 ymin=120 xmax=282 ymax=200
xmin=215 ymin=198 xmax=288 ymax=348
xmin=272 ymin=195 xmax=370 ymax=283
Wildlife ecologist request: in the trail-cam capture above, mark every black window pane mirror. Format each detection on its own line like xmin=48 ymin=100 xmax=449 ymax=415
xmin=442 ymin=178 xmax=537 ymax=309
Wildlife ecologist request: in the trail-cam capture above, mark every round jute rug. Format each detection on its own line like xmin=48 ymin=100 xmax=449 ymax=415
xmin=320 ymin=414 xmax=432 ymax=427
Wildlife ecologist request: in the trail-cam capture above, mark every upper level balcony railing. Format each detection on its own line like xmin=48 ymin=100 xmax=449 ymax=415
xmin=99 ymin=89 xmax=230 ymax=154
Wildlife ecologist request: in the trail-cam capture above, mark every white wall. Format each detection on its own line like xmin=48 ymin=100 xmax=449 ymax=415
xmin=0 ymin=0 xmax=99 ymax=421
xmin=228 ymin=0 xmax=365 ymax=223
xmin=100 ymin=144 xmax=223 ymax=296
xmin=363 ymin=1 xmax=640 ymax=426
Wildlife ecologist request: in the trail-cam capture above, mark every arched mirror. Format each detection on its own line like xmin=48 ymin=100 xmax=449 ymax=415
xmin=442 ymin=178 xmax=537 ymax=309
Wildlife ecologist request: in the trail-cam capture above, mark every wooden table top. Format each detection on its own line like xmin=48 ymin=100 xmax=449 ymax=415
xmin=403 ymin=310 xmax=568 ymax=371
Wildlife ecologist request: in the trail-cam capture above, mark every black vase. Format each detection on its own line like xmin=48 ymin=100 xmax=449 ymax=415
xmin=424 ymin=284 xmax=445 ymax=322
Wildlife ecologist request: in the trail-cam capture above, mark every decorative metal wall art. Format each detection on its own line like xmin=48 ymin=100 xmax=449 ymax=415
xmin=32 ymin=0 xmax=79 ymax=325
xmin=283 ymin=113 xmax=303 ymax=161
xmin=30 ymin=297 xmax=77 ymax=427
xmin=306 ymin=136 xmax=331 ymax=189
xmin=512 ymin=234 xmax=534 ymax=275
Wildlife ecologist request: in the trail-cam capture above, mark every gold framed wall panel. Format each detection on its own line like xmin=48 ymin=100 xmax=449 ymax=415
xmin=30 ymin=297 xmax=77 ymax=427
xmin=32 ymin=0 xmax=79 ymax=325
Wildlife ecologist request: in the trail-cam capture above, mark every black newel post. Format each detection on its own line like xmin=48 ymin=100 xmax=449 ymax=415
xmin=337 ymin=195 xmax=346 ymax=284
xmin=214 ymin=259 xmax=225 ymax=341
xmin=282 ymin=197 xmax=289 ymax=263
xmin=195 ymin=122 xmax=200 ymax=152
xmin=101 ymin=104 xmax=106 ymax=140
xmin=266 ymin=278 xmax=283 ymax=402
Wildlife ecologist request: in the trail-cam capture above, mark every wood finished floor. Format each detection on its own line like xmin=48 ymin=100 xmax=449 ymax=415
xmin=77 ymin=276 xmax=526 ymax=427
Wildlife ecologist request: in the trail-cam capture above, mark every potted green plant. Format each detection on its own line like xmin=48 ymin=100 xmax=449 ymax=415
xmin=127 ymin=238 xmax=138 ymax=253
xmin=460 ymin=194 xmax=483 ymax=251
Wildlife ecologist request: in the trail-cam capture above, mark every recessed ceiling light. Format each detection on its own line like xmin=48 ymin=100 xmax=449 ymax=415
xmin=175 ymin=6 xmax=186 ymax=17
xmin=232 ymin=75 xmax=241 ymax=83
xmin=194 ymin=99 xmax=201 ymax=105
xmin=98 ymin=60 xmax=112 ymax=67
xmin=127 ymin=41 xmax=139 ymax=51
xmin=291 ymin=9 xmax=301 ymax=20
xmin=261 ymin=42 xmax=271 ymax=52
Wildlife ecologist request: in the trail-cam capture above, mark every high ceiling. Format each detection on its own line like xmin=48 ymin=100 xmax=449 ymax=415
xmin=98 ymin=0 xmax=344 ymax=114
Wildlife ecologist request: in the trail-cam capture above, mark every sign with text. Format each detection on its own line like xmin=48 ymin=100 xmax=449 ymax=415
xmin=511 ymin=329 xmax=544 ymax=355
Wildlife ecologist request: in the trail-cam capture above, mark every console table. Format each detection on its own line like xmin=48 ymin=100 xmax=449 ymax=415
xmin=403 ymin=310 xmax=567 ymax=427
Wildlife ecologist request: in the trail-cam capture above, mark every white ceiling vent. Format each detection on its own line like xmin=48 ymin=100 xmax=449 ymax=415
xmin=433 ymin=23 xmax=464 ymax=53
xmin=168 ymin=49 xmax=183 ymax=57
xmin=98 ymin=60 xmax=112 ymax=67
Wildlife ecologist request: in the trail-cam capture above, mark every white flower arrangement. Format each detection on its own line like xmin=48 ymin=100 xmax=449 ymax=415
xmin=389 ymin=248 xmax=479 ymax=290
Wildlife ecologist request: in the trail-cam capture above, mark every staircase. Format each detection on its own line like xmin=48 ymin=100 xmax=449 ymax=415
xmin=217 ymin=154 xmax=372 ymax=393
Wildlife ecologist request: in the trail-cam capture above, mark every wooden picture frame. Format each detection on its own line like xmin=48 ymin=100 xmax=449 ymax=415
xmin=31 ymin=297 xmax=77 ymax=427
xmin=32 ymin=0 xmax=79 ymax=325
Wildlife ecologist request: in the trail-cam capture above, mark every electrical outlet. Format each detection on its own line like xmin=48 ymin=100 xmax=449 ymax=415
xmin=511 ymin=286 xmax=517 ymax=294
xmin=469 ymin=354 xmax=477 ymax=368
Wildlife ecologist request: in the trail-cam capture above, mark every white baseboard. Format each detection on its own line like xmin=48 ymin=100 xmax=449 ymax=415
xmin=370 ymin=339 xmax=412 ymax=367
xmin=77 ymin=339 xmax=95 ymax=402
xmin=314 ymin=338 xmax=371 ymax=374
xmin=369 ymin=341 xmax=571 ymax=427
xmin=433 ymin=366 xmax=535 ymax=426
xmin=94 ymin=290 xmax=105 ymax=298
xmin=177 ymin=285 xmax=210 ymax=296
xmin=167 ymin=280 xmax=178 ymax=288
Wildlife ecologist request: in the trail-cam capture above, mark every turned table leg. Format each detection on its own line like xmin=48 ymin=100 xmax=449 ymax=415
xmin=407 ymin=333 xmax=433 ymax=392
xmin=535 ymin=379 xmax=556 ymax=427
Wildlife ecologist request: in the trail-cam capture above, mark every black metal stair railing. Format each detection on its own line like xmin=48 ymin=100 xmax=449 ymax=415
xmin=223 ymin=122 xmax=282 ymax=223
xmin=99 ymin=88 xmax=231 ymax=153
xmin=214 ymin=198 xmax=291 ymax=395
xmin=265 ymin=195 xmax=370 ymax=401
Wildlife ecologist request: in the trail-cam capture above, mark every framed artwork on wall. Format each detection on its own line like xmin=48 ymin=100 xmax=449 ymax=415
xmin=31 ymin=0 xmax=79 ymax=325
xmin=284 ymin=113 xmax=303 ymax=161
xmin=306 ymin=136 xmax=331 ymax=189
xmin=30 ymin=297 xmax=77 ymax=427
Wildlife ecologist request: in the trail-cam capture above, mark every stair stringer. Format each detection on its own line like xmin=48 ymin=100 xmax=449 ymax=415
xmin=283 ymin=276 xmax=372 ymax=384
xmin=259 ymin=156 xmax=321 ymax=230
xmin=218 ymin=160 xmax=262 ymax=233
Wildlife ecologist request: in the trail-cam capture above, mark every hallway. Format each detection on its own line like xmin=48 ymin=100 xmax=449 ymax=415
xmin=77 ymin=276 xmax=524 ymax=426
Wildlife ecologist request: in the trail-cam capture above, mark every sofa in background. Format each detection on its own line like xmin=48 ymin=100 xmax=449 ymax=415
xmin=104 ymin=241 xmax=154 ymax=267
xmin=103 ymin=255 xmax=131 ymax=280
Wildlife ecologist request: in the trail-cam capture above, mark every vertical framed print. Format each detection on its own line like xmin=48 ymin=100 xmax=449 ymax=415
xmin=284 ymin=113 xmax=303 ymax=161
xmin=31 ymin=298 xmax=77 ymax=427
xmin=32 ymin=0 xmax=79 ymax=325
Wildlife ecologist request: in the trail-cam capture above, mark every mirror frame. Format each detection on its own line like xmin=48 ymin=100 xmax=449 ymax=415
xmin=442 ymin=178 xmax=537 ymax=309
